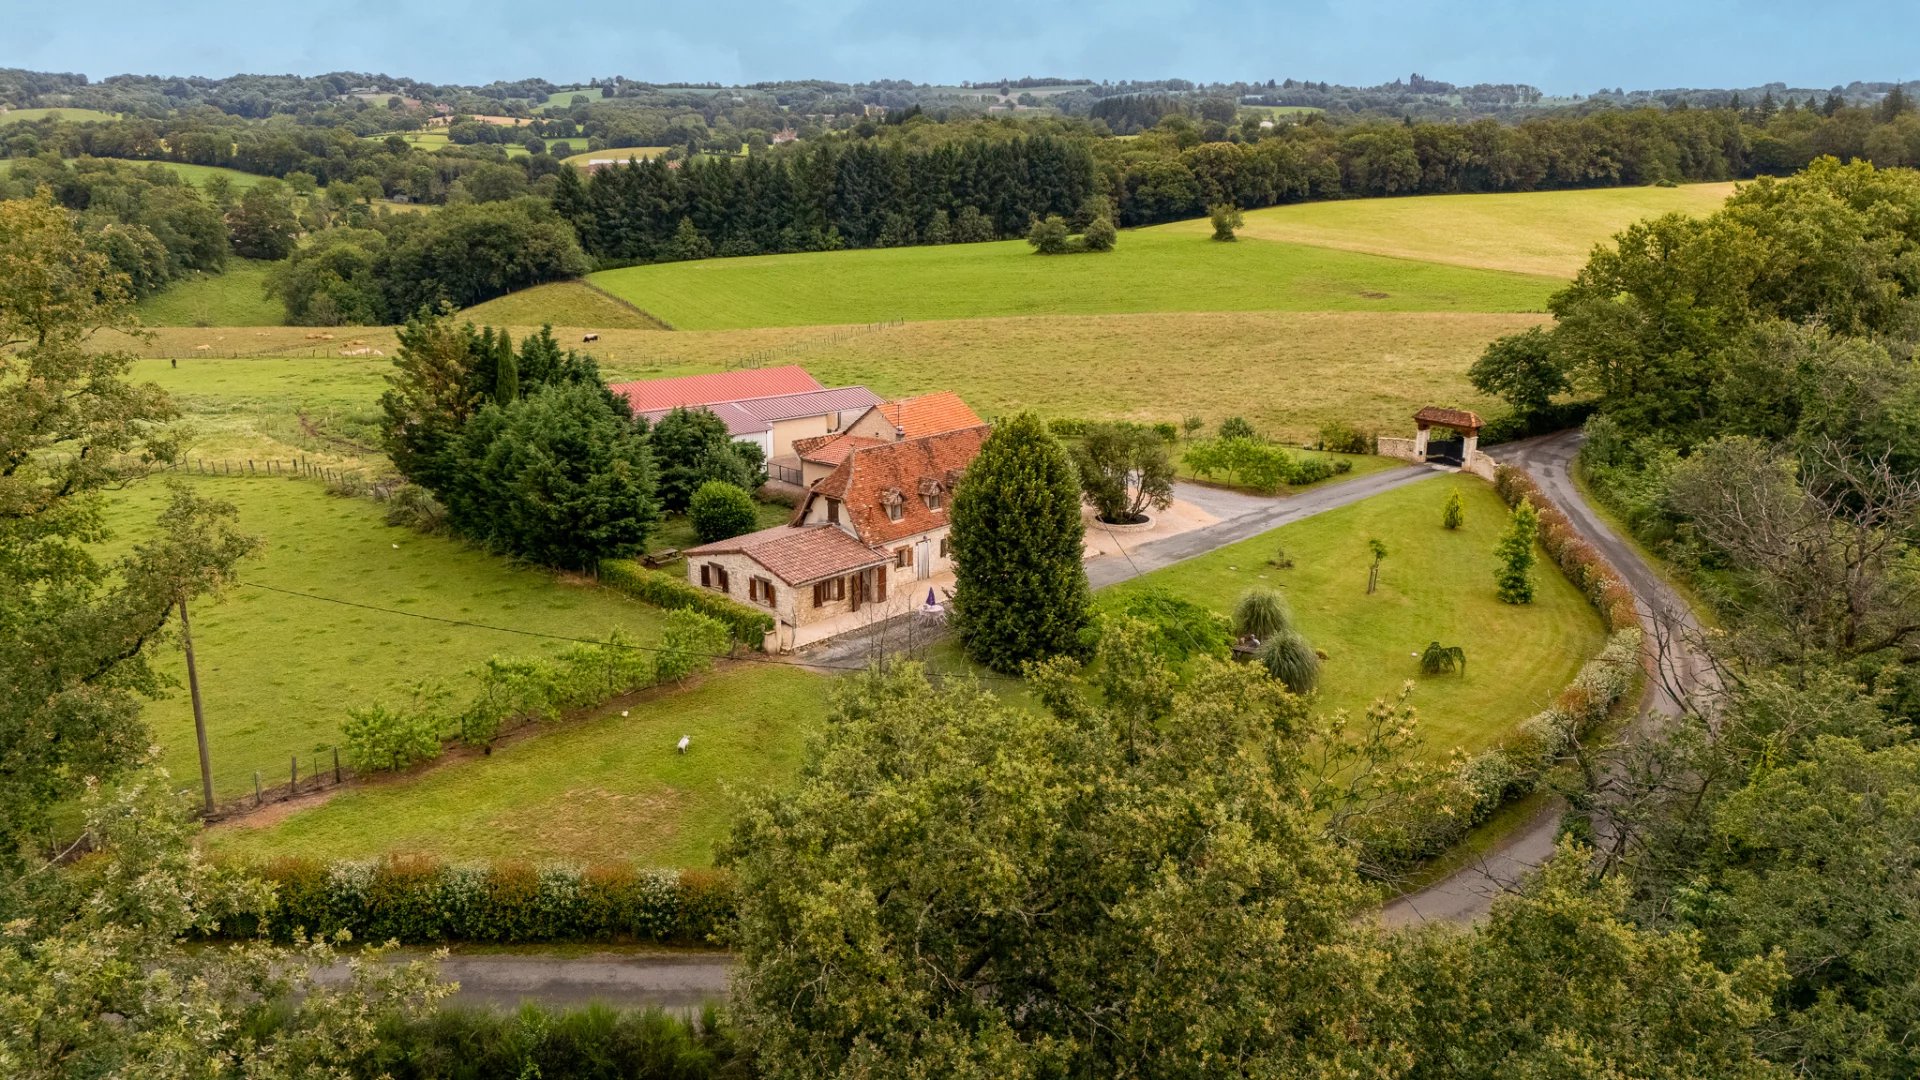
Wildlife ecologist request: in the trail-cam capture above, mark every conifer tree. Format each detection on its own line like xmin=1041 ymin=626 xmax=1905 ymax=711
xmin=1495 ymin=498 xmax=1540 ymax=604
xmin=950 ymin=413 xmax=1091 ymax=672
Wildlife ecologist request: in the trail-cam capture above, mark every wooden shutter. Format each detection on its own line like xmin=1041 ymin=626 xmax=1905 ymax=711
xmin=764 ymin=580 xmax=776 ymax=607
xmin=700 ymin=563 xmax=711 ymax=587
xmin=813 ymin=582 xmax=825 ymax=608
xmin=717 ymin=567 xmax=729 ymax=592
xmin=874 ymin=565 xmax=887 ymax=602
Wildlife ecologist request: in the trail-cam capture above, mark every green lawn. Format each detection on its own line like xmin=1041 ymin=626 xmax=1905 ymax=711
xmin=1106 ymin=474 xmax=1606 ymax=757
xmin=1186 ymin=182 xmax=1738 ymax=278
xmin=544 ymin=87 xmax=605 ymax=107
xmin=588 ymin=226 xmax=1561 ymax=330
xmin=136 ymin=258 xmax=283 ymax=327
xmin=114 ymin=159 xmax=271 ymax=192
xmin=100 ymin=476 xmax=676 ymax=800
xmin=201 ymin=663 xmax=822 ymax=866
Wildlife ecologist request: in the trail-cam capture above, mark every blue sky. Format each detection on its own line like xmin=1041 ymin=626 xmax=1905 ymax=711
xmin=3 ymin=0 xmax=1916 ymax=93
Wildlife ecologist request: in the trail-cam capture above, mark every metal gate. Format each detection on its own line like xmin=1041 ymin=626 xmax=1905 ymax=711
xmin=1427 ymin=436 xmax=1465 ymax=466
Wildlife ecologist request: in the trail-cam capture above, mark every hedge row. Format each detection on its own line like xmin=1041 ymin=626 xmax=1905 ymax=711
xmin=355 ymin=1004 xmax=739 ymax=1080
xmin=600 ymin=559 xmax=776 ymax=647
xmin=1356 ymin=462 xmax=1648 ymax=875
xmin=1492 ymin=463 xmax=1639 ymax=631
xmin=219 ymin=856 xmax=737 ymax=946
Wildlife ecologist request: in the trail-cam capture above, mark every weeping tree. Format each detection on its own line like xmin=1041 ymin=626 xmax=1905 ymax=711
xmin=1259 ymin=631 xmax=1321 ymax=694
xmin=1420 ymin=641 xmax=1467 ymax=675
xmin=1234 ymin=587 xmax=1293 ymax=643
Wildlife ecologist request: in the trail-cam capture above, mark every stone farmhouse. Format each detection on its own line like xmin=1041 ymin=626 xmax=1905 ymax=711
xmin=684 ymin=419 xmax=989 ymax=652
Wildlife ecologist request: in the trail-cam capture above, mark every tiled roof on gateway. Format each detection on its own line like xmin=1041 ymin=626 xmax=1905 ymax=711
xmin=608 ymin=365 xmax=824 ymax=415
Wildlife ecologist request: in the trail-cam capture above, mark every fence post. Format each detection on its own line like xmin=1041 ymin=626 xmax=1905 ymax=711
xmin=253 ymin=771 xmax=261 ymax=805
xmin=333 ymin=747 xmax=341 ymax=783
xmin=290 ymin=754 xmax=298 ymax=791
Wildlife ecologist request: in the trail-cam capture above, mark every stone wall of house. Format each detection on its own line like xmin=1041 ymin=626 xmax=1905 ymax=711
xmin=1377 ymin=436 xmax=1421 ymax=462
xmin=686 ymin=551 xmax=788 ymax=621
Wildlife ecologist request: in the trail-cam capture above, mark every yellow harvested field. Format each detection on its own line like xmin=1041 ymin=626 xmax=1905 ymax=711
xmin=107 ymin=309 xmax=1542 ymax=445
xmin=1163 ymin=182 xmax=1739 ymax=277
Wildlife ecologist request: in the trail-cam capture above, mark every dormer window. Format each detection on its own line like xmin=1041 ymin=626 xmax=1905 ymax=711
xmin=825 ymin=498 xmax=840 ymax=525
xmin=880 ymin=488 xmax=905 ymax=522
xmin=918 ymin=476 xmax=945 ymax=511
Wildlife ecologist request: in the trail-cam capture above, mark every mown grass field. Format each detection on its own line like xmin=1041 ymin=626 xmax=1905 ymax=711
xmin=136 ymin=258 xmax=282 ymax=327
xmin=1180 ymin=182 xmax=1737 ymax=277
xmin=201 ymin=663 xmax=822 ymax=866
xmin=106 ymin=308 xmax=1535 ymax=446
xmin=589 ymin=227 xmax=1562 ymax=329
xmin=99 ymin=476 xmax=679 ymax=800
xmin=0 ymin=107 xmax=118 ymax=124
xmin=1107 ymin=473 xmax=1606 ymax=756
xmin=563 ymin=146 xmax=672 ymax=168
xmin=544 ymin=86 xmax=605 ymax=107
xmin=461 ymin=280 xmax=661 ymax=329
xmin=117 ymin=159 xmax=272 ymax=192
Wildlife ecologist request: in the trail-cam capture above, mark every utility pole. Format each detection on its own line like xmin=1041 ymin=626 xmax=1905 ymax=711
xmin=179 ymin=598 xmax=214 ymax=815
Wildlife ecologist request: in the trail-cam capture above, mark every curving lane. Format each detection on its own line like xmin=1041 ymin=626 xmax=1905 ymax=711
xmin=1379 ymin=430 xmax=1714 ymax=926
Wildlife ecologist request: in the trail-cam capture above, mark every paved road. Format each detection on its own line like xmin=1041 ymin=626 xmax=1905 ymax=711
xmin=313 ymin=950 xmax=734 ymax=1011
xmin=1378 ymin=431 xmax=1713 ymax=926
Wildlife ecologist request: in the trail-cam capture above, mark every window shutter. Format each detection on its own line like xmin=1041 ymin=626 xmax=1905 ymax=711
xmin=875 ymin=566 xmax=887 ymax=602
xmin=700 ymin=564 xmax=711 ymax=587
xmin=813 ymin=582 xmax=825 ymax=608
xmin=765 ymin=581 xmax=777 ymax=607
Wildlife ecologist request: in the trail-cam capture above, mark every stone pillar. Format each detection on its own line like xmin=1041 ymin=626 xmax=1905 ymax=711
xmin=1462 ymin=432 xmax=1478 ymax=464
xmin=1413 ymin=424 xmax=1430 ymax=461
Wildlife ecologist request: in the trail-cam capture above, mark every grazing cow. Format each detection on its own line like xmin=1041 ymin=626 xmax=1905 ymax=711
xmin=582 ymin=333 xmax=600 ymax=343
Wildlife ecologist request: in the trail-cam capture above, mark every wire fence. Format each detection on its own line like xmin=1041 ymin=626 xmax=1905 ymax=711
xmin=721 ymin=318 xmax=906 ymax=369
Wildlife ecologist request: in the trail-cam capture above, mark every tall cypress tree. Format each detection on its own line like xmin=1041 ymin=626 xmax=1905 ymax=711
xmin=950 ymin=413 xmax=1091 ymax=673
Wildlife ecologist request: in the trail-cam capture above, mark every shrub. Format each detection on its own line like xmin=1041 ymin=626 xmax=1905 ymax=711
xmin=1095 ymin=588 xmax=1231 ymax=663
xmin=341 ymin=689 xmax=446 ymax=772
xmin=1181 ymin=415 xmax=1205 ymax=439
xmin=1046 ymin=416 xmax=1089 ymax=438
xmin=1082 ymin=215 xmax=1118 ymax=252
xmin=598 ymin=560 xmax=775 ymax=646
xmin=1318 ymin=420 xmax=1373 ymax=455
xmin=1258 ymin=630 xmax=1321 ymax=694
xmin=1419 ymin=641 xmax=1466 ymax=675
xmin=1218 ymin=416 xmax=1257 ymax=441
xmin=1026 ymin=214 xmax=1071 ymax=255
xmin=1442 ymin=490 xmax=1465 ymax=530
xmin=358 ymin=1003 xmax=740 ymax=1077
xmin=383 ymin=482 xmax=448 ymax=533
xmin=654 ymin=609 xmax=732 ymax=684
xmin=688 ymin=480 xmax=758 ymax=543
xmin=1233 ymin=587 xmax=1293 ymax=642
xmin=1208 ymin=202 xmax=1244 ymax=241
xmin=1151 ymin=421 xmax=1179 ymax=443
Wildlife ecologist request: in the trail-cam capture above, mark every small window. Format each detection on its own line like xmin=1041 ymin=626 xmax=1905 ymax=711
xmin=715 ymin=566 xmax=730 ymax=593
xmin=885 ymin=501 xmax=904 ymax=522
xmin=812 ymin=576 xmax=846 ymax=607
xmin=699 ymin=563 xmax=711 ymax=587
xmin=895 ymin=545 xmax=913 ymax=569
xmin=922 ymin=492 xmax=944 ymax=511
xmin=826 ymin=498 xmax=840 ymax=525
xmin=939 ymin=537 xmax=950 ymax=558
xmin=748 ymin=576 xmax=776 ymax=607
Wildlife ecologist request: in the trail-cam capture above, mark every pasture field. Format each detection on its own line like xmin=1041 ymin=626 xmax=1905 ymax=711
xmin=460 ymin=280 xmax=662 ymax=329
xmin=202 ymin=663 xmax=821 ymax=865
xmin=1241 ymin=104 xmax=1325 ymax=118
xmin=108 ymin=308 xmax=1532 ymax=446
xmin=1107 ymin=473 xmax=1606 ymax=756
xmin=588 ymin=227 xmax=1561 ymax=330
xmin=99 ymin=476 xmax=679 ymax=801
xmin=124 ymin=159 xmax=271 ymax=192
xmin=136 ymin=258 xmax=282 ymax=327
xmin=563 ymin=146 xmax=672 ymax=168
xmin=1179 ymin=182 xmax=1738 ymax=277
xmin=0 ymin=107 xmax=118 ymax=124
xmin=544 ymin=86 xmax=604 ymax=106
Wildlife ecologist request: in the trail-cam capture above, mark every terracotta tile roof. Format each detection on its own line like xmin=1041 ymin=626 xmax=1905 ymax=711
xmin=863 ymin=391 xmax=986 ymax=439
xmin=794 ymin=433 xmax=888 ymax=466
xmin=733 ymin=386 xmax=882 ymax=422
xmin=805 ymin=426 xmax=990 ymax=547
xmin=684 ymin=524 xmax=887 ymax=586
xmin=608 ymin=365 xmax=824 ymax=415
xmin=1414 ymin=406 xmax=1484 ymax=432
xmin=637 ymin=401 xmax=769 ymax=437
